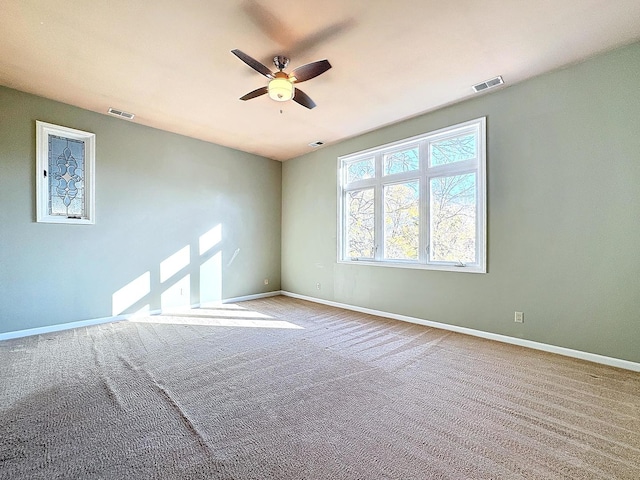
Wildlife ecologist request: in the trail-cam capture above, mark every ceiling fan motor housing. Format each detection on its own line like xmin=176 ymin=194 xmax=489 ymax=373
xmin=274 ymin=56 xmax=290 ymax=71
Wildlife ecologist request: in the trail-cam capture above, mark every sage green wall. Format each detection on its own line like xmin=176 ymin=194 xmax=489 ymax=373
xmin=0 ymin=86 xmax=281 ymax=333
xmin=282 ymin=42 xmax=640 ymax=363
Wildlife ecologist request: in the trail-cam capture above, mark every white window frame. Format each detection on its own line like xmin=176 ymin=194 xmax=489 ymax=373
xmin=338 ymin=117 xmax=486 ymax=273
xmin=36 ymin=121 xmax=96 ymax=224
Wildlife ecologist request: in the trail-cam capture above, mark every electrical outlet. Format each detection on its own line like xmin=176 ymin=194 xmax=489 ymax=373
xmin=514 ymin=311 xmax=524 ymax=323
xmin=264 ymin=279 xmax=269 ymax=285
xmin=316 ymin=282 xmax=321 ymax=290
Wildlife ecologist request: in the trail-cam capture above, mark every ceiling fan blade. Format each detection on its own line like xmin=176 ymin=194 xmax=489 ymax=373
xmin=231 ymin=49 xmax=274 ymax=79
xmin=290 ymin=60 xmax=332 ymax=83
xmin=293 ymin=88 xmax=316 ymax=109
xmin=239 ymin=86 xmax=268 ymax=101
xmin=288 ymin=19 xmax=355 ymax=59
xmin=242 ymin=0 xmax=296 ymax=49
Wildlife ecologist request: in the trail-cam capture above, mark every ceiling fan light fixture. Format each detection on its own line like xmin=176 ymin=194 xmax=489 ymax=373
xmin=268 ymin=77 xmax=294 ymax=102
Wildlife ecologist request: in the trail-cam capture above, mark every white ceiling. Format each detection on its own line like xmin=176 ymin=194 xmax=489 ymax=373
xmin=1 ymin=1 xmax=639 ymax=161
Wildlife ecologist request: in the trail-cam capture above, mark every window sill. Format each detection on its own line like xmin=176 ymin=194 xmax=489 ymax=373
xmin=337 ymin=259 xmax=486 ymax=274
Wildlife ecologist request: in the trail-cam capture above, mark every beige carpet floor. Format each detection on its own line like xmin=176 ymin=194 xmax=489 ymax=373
xmin=1 ymin=296 xmax=639 ymax=479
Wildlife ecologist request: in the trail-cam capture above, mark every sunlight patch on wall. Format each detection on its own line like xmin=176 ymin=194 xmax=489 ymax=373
xmin=200 ymin=251 xmax=222 ymax=304
xmin=161 ymin=274 xmax=191 ymax=312
xmin=112 ymin=272 xmax=151 ymax=315
xmin=199 ymin=224 xmax=223 ymax=303
xmin=112 ymin=224 xmax=225 ymax=318
xmin=160 ymin=246 xmax=190 ymax=283
xmin=199 ymin=224 xmax=222 ymax=255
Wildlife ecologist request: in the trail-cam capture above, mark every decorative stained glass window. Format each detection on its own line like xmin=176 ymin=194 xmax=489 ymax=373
xmin=48 ymin=135 xmax=86 ymax=217
xmin=36 ymin=121 xmax=95 ymax=224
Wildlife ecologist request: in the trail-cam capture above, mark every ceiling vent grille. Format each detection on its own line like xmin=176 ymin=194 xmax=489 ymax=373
xmin=108 ymin=107 xmax=135 ymax=120
xmin=308 ymin=141 xmax=324 ymax=148
xmin=472 ymin=76 xmax=504 ymax=93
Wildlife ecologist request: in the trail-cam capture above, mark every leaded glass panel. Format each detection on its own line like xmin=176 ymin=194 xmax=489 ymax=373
xmin=48 ymin=135 xmax=86 ymax=217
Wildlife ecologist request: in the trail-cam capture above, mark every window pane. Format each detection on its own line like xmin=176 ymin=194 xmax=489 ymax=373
xmin=346 ymin=158 xmax=375 ymax=183
xmin=429 ymin=173 xmax=476 ymax=263
xmin=384 ymin=181 xmax=419 ymax=260
xmin=384 ymin=147 xmax=419 ymax=175
xmin=430 ymin=133 xmax=476 ymax=166
xmin=346 ymin=189 xmax=375 ymax=258
xmin=48 ymin=135 xmax=86 ymax=217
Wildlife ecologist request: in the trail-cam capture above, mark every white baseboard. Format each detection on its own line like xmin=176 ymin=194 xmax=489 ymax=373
xmin=0 ymin=315 xmax=127 ymax=341
xmin=280 ymin=291 xmax=640 ymax=372
xmin=222 ymin=290 xmax=282 ymax=304
xmin=0 ymin=291 xmax=284 ymax=342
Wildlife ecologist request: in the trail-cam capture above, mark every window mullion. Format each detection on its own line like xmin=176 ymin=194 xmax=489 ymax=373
xmin=339 ymin=191 xmax=346 ymax=261
xmin=419 ymin=140 xmax=428 ymax=264
xmin=374 ymin=153 xmax=384 ymax=261
xmin=343 ymin=178 xmax=377 ymax=191
xmin=378 ymin=170 xmax=419 ymax=183
xmin=427 ymin=159 xmax=477 ymax=177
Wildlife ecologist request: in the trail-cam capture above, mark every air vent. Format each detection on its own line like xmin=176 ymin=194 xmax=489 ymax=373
xmin=308 ymin=141 xmax=324 ymax=148
xmin=472 ymin=76 xmax=504 ymax=93
xmin=108 ymin=107 xmax=135 ymax=120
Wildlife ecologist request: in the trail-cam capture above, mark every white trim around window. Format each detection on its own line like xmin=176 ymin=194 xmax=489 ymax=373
xmin=337 ymin=117 xmax=486 ymax=273
xmin=36 ymin=121 xmax=96 ymax=224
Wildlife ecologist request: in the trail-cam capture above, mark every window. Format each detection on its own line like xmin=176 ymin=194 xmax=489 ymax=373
xmin=36 ymin=121 xmax=96 ymax=224
xmin=338 ymin=117 xmax=486 ymax=273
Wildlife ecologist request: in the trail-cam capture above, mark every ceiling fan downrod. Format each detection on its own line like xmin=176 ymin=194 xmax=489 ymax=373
xmin=274 ymin=56 xmax=289 ymax=71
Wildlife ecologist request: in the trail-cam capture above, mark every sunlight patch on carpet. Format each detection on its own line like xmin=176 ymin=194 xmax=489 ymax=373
xmin=128 ymin=304 xmax=303 ymax=329
xmin=129 ymin=315 xmax=303 ymax=329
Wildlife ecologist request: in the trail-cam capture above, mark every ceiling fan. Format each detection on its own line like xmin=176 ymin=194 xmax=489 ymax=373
xmin=231 ymin=49 xmax=331 ymax=109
